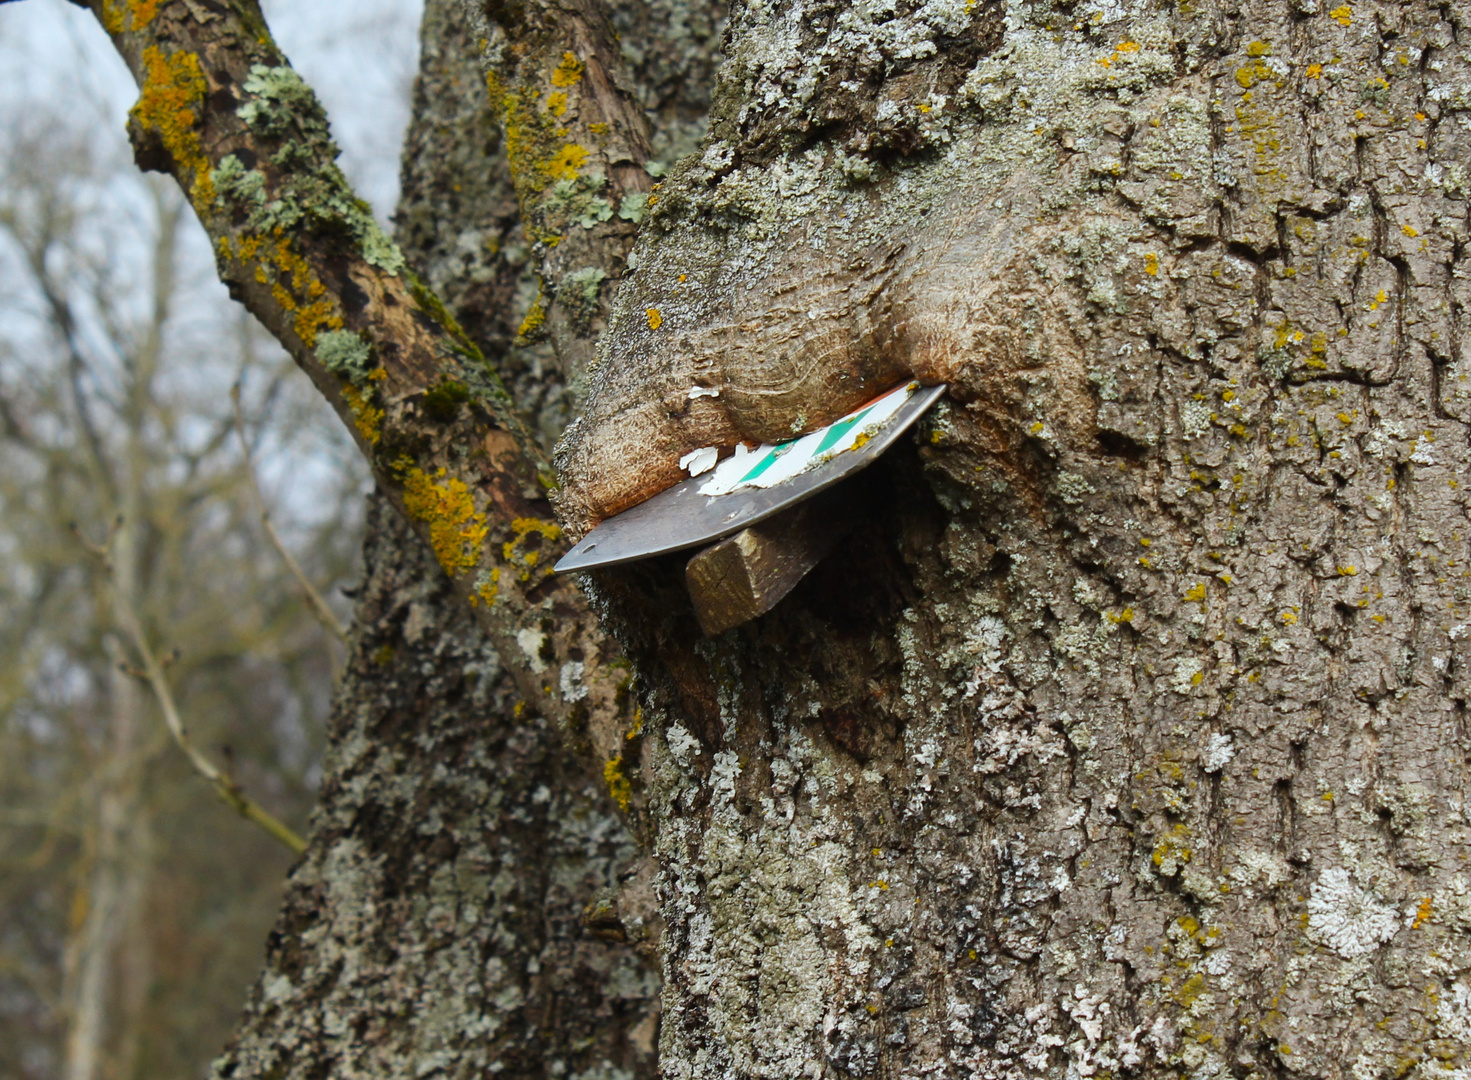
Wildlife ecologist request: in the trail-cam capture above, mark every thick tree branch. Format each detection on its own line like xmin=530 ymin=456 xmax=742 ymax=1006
xmin=460 ymin=0 xmax=655 ymax=394
xmin=81 ymin=1 xmax=637 ymax=743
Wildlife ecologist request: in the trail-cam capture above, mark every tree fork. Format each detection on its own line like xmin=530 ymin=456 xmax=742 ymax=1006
xmin=77 ymin=0 xmax=643 ymax=808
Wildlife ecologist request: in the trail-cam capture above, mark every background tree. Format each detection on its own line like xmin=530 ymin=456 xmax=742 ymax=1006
xmin=7 ymin=0 xmax=1471 ymax=1077
xmin=0 ymin=15 xmax=372 ymax=1078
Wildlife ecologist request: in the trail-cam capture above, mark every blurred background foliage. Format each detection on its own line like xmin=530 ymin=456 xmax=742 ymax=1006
xmin=0 ymin=2 xmax=422 ymax=1077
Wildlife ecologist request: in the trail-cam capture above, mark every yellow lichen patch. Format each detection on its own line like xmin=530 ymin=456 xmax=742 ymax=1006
xmin=604 ymin=755 xmax=632 ymax=811
xmin=1412 ymin=896 xmax=1433 ymax=929
xmin=1144 ymin=252 xmax=1159 ymax=277
xmin=100 ymin=0 xmax=125 ymax=32
xmin=130 ymin=47 xmax=216 ymax=208
xmin=1329 ymin=3 xmax=1351 ymax=24
xmin=542 ymin=143 xmax=589 ymax=182
xmin=128 ymin=0 xmax=162 ymax=27
xmin=220 ymin=232 xmax=341 ymax=347
xmin=551 ymin=51 xmax=585 ymax=87
xmin=503 ymin=517 xmax=562 ymax=558
xmin=1184 ymin=582 xmax=1208 ymax=603
xmin=341 ymin=384 xmax=384 ymax=445
xmin=474 ymin=566 xmax=501 ymax=607
xmin=1115 ymin=40 xmax=1140 ymax=52
xmin=397 ymin=460 xmax=489 ymax=575
xmin=1152 ymin=825 xmax=1194 ymax=871
xmin=1235 ymin=59 xmax=1276 ymax=90
xmin=488 ymin=71 xmax=594 ymax=202
xmin=1402 ymin=223 xmax=1420 ymax=238
xmin=502 ymin=517 xmax=562 ymax=584
xmin=646 ymin=308 xmax=663 ymax=330
xmin=1178 ymin=972 xmax=1208 ymax=1009
xmin=291 ymin=296 xmax=339 ymax=347
xmin=516 ymin=289 xmax=546 ymax=343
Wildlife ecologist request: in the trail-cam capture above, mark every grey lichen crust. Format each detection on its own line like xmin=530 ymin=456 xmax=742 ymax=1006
xmin=209 ymin=0 xmax=1471 ymax=1073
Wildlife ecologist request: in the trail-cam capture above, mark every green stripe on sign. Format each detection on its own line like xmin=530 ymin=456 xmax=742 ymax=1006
xmin=813 ymin=407 xmax=873 ymax=455
xmin=739 ymin=442 xmax=791 ymax=484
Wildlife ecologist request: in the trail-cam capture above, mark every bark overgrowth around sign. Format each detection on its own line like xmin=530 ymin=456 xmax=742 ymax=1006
xmin=42 ymin=0 xmax=1471 ymax=1075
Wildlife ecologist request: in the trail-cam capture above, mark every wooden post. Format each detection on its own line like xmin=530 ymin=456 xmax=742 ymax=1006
xmin=684 ymin=486 xmax=860 ymax=636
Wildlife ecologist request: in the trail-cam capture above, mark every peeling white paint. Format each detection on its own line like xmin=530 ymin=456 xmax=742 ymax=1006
xmin=679 ymin=445 xmax=719 ymax=476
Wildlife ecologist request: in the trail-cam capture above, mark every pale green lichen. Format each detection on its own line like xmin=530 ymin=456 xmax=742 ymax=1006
xmin=546 ymin=174 xmax=613 ymax=229
xmin=239 ymin=64 xmax=328 ymax=139
xmin=315 ymin=329 xmax=373 ymax=382
xmin=618 ymin=192 xmax=650 ymax=223
xmin=209 ymin=154 xmax=266 ymax=210
xmin=229 ymin=65 xmax=407 ymax=276
xmin=358 ymin=222 xmax=406 ymax=274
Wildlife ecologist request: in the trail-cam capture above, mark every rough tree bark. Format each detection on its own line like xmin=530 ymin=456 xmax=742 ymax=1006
xmin=210 ymin=2 xmax=719 ymax=1078
xmin=62 ymin=0 xmax=1471 ymax=1076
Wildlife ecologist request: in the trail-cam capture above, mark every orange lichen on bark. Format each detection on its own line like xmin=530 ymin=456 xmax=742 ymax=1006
xmin=603 ymin=755 xmax=632 ymax=811
xmin=397 ymin=461 xmax=490 ymax=574
xmin=101 ymin=0 xmax=163 ymax=31
xmin=471 ymin=566 xmax=502 ymax=607
xmin=542 ymin=143 xmax=589 ymax=182
xmin=550 ymin=51 xmax=585 ymax=88
xmin=221 ymin=232 xmax=343 ymax=347
xmin=100 ymin=0 xmax=125 ymax=32
xmin=501 ymin=517 xmax=562 ymax=583
xmin=130 ymin=46 xmax=216 ymax=207
xmin=128 ymin=0 xmax=163 ymax=27
xmin=342 ymin=385 xmax=384 ymax=446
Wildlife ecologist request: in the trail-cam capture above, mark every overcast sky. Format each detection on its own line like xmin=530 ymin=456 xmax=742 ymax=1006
xmin=0 ymin=0 xmax=425 ymax=218
xmin=0 ymin=0 xmax=425 ymax=539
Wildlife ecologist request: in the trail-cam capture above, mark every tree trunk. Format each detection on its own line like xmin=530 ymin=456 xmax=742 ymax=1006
xmin=88 ymin=0 xmax=1471 ymax=1076
xmin=214 ymin=2 xmax=718 ymax=1075
xmin=560 ymin=0 xmax=1471 ymax=1074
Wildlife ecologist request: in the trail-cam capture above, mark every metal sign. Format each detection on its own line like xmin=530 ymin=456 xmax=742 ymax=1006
xmin=554 ymin=381 xmax=946 ymax=573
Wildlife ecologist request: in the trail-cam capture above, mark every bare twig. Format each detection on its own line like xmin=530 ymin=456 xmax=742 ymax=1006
xmin=230 ymin=385 xmax=348 ymax=643
xmin=73 ymin=522 xmax=307 ymax=855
